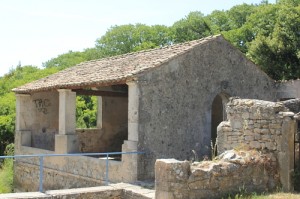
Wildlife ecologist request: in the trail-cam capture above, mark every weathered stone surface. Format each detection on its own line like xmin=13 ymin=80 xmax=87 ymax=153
xmin=137 ymin=37 xmax=277 ymax=180
xmin=155 ymin=150 xmax=279 ymax=199
xmin=217 ymin=98 xmax=297 ymax=192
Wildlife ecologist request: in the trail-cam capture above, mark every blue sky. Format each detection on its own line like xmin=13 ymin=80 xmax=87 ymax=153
xmin=0 ymin=0 xmax=276 ymax=76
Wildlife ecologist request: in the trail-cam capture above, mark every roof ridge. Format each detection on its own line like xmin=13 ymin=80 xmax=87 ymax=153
xmin=13 ymin=35 xmax=222 ymax=94
xmin=77 ymin=35 xmax=220 ymax=66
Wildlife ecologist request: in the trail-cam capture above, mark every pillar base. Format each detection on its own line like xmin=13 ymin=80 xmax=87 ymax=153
xmin=55 ymin=134 xmax=78 ymax=153
xmin=121 ymin=140 xmax=138 ymax=182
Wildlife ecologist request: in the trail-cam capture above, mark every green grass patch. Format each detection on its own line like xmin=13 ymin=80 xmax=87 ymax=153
xmin=0 ymin=158 xmax=13 ymax=193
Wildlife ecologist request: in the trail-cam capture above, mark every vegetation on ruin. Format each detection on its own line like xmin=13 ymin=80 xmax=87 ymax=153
xmin=0 ymin=0 xmax=299 ymax=184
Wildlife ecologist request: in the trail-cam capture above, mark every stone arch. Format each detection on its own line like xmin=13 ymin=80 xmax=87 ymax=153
xmin=211 ymin=92 xmax=230 ymax=154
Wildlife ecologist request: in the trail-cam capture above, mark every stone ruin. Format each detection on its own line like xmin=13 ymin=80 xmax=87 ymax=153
xmin=155 ymin=98 xmax=299 ymax=199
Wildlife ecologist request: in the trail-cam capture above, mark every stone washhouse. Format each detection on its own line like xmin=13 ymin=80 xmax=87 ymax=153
xmin=12 ymin=35 xmax=300 ymax=192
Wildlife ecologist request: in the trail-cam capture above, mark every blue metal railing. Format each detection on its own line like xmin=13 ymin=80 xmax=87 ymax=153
xmin=0 ymin=151 xmax=144 ymax=193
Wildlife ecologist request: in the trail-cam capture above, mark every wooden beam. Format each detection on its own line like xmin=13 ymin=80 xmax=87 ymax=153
xmin=72 ymin=89 xmax=128 ymax=97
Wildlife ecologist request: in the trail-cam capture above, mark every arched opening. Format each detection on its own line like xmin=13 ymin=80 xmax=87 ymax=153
xmin=211 ymin=93 xmax=229 ymax=156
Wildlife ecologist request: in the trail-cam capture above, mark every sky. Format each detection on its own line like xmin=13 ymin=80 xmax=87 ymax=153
xmin=0 ymin=0 xmax=276 ymax=77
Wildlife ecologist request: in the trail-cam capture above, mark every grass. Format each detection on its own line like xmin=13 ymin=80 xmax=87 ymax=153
xmin=0 ymin=143 xmax=14 ymax=193
xmin=248 ymin=193 xmax=300 ymax=199
xmin=226 ymin=190 xmax=300 ymax=199
xmin=0 ymin=158 xmax=14 ymax=193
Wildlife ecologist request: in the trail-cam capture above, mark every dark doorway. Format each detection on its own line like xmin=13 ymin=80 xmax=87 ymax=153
xmin=211 ymin=93 xmax=229 ymax=156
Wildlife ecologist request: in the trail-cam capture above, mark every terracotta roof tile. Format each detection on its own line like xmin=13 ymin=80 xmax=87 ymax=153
xmin=13 ymin=35 xmax=220 ymax=94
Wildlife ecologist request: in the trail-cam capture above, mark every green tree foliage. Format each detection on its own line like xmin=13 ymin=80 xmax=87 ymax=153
xmin=96 ymin=23 xmax=173 ymax=56
xmin=171 ymin=11 xmax=212 ymax=43
xmin=278 ymin=0 xmax=300 ymax=6
xmin=226 ymin=3 xmax=257 ymax=29
xmin=43 ymin=50 xmax=89 ymax=69
xmin=205 ymin=10 xmax=231 ymax=34
xmin=247 ymin=4 xmax=300 ymax=80
xmin=76 ymin=96 xmax=97 ymax=128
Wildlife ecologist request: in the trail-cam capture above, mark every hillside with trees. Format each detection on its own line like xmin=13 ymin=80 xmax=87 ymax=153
xmin=0 ymin=0 xmax=299 ymax=159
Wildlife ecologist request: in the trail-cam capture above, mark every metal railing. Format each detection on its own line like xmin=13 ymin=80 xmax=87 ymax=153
xmin=0 ymin=151 xmax=144 ymax=193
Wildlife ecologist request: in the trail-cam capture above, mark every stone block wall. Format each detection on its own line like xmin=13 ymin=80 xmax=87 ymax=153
xmin=155 ymin=98 xmax=298 ymax=198
xmin=217 ymin=98 xmax=296 ymax=191
xmin=155 ymin=151 xmax=279 ymax=199
xmin=216 ymin=98 xmax=293 ymax=153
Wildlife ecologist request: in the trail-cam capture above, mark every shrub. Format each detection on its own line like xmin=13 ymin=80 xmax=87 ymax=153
xmin=0 ymin=143 xmax=14 ymax=193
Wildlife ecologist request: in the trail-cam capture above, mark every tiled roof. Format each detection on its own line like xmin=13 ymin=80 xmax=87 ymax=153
xmin=13 ymin=35 xmax=221 ymax=94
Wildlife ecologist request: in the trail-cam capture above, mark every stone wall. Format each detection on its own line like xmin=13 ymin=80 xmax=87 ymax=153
xmin=217 ymin=98 xmax=296 ymax=191
xmin=155 ymin=151 xmax=279 ymax=199
xmin=155 ymin=98 xmax=298 ymax=198
xmin=137 ymin=36 xmax=277 ymax=180
xmin=76 ymin=129 xmax=104 ymax=153
xmin=100 ymin=96 xmax=128 ymax=153
xmin=276 ymin=79 xmax=300 ymax=100
xmin=217 ymin=98 xmax=293 ymax=153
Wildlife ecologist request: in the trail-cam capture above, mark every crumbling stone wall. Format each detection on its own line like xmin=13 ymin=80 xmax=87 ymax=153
xmin=216 ymin=98 xmax=294 ymax=153
xmin=155 ymin=98 xmax=297 ymax=198
xmin=217 ymin=98 xmax=297 ymax=191
xmin=155 ymin=151 xmax=279 ymax=199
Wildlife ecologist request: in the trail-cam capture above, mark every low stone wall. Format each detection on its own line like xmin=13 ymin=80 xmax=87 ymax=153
xmin=0 ymin=183 xmax=155 ymax=199
xmin=155 ymin=98 xmax=298 ymax=198
xmin=155 ymin=150 xmax=279 ymax=199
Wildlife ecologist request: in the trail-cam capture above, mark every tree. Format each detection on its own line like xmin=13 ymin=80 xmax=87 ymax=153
xmin=43 ymin=50 xmax=88 ymax=69
xmin=247 ymin=5 xmax=300 ymax=80
xmin=226 ymin=3 xmax=257 ymax=29
xmin=205 ymin=10 xmax=231 ymax=34
xmin=95 ymin=24 xmax=172 ymax=57
xmin=278 ymin=0 xmax=300 ymax=6
xmin=171 ymin=11 xmax=212 ymax=43
xmin=76 ymin=96 xmax=97 ymax=128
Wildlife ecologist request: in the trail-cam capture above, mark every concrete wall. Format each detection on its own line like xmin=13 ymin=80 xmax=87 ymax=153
xmin=14 ymin=146 xmax=139 ymax=192
xmin=76 ymin=129 xmax=104 ymax=153
xmin=136 ymin=36 xmax=277 ymax=180
xmin=100 ymin=96 xmax=128 ymax=152
xmin=217 ymin=98 xmax=296 ymax=191
xmin=15 ymin=91 xmax=59 ymax=152
xmin=1 ymin=183 xmax=154 ymax=199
